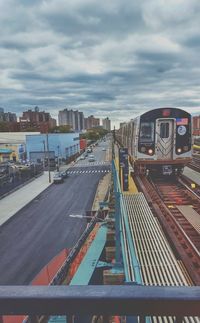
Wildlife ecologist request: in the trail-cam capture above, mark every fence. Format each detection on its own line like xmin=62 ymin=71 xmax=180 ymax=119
xmin=0 ymin=164 xmax=43 ymax=197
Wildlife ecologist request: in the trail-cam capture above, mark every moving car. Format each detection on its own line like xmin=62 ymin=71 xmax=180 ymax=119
xmin=60 ymin=170 xmax=68 ymax=178
xmin=53 ymin=172 xmax=64 ymax=183
xmin=88 ymin=154 xmax=95 ymax=162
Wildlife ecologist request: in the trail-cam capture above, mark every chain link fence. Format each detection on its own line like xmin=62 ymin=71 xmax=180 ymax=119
xmin=0 ymin=164 xmax=43 ymax=198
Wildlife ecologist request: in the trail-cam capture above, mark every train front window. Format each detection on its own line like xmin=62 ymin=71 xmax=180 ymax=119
xmin=160 ymin=122 xmax=169 ymax=138
xmin=139 ymin=122 xmax=154 ymax=142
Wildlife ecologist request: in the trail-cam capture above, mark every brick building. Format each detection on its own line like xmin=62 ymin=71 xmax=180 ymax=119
xmin=19 ymin=107 xmax=56 ymax=133
xmin=84 ymin=115 xmax=100 ymax=129
xmin=193 ymin=116 xmax=200 ymax=136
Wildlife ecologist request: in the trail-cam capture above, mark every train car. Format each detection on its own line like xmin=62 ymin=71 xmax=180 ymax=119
xmin=116 ymin=107 xmax=192 ymax=175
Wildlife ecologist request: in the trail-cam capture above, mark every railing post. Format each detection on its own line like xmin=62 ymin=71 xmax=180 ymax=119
xmin=140 ymin=316 xmax=146 ymax=323
xmin=68 ymin=314 xmax=74 ymax=323
xmin=29 ymin=315 xmax=39 ymax=323
xmin=176 ymin=317 xmax=183 ymax=323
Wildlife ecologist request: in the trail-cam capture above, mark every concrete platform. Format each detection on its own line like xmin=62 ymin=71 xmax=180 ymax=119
xmin=183 ymin=166 xmax=200 ymax=186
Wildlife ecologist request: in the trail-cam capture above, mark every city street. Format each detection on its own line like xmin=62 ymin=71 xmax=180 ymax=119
xmin=0 ymin=139 xmax=111 ymax=285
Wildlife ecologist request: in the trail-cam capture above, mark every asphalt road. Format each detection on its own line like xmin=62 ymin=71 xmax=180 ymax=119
xmin=0 ymin=139 xmax=111 ymax=285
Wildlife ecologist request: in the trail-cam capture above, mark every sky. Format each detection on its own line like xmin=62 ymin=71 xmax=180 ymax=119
xmin=0 ymin=0 xmax=200 ymax=128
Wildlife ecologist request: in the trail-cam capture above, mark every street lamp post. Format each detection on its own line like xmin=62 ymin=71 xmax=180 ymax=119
xmin=69 ymin=214 xmax=108 ymax=223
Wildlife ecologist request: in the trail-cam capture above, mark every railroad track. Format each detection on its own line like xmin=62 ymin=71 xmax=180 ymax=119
xmin=134 ymin=174 xmax=200 ymax=285
xmin=180 ymin=174 xmax=200 ymax=198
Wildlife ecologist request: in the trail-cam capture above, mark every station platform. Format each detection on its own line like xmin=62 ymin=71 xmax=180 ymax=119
xmin=114 ymin=153 xmax=138 ymax=194
xmin=183 ymin=166 xmax=200 ymax=186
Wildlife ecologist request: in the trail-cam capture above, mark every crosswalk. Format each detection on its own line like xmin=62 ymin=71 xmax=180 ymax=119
xmin=74 ymin=161 xmax=110 ymax=167
xmin=66 ymin=169 xmax=111 ymax=175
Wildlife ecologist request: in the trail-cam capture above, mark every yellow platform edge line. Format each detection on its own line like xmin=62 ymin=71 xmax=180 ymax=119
xmin=114 ymin=157 xmax=138 ymax=194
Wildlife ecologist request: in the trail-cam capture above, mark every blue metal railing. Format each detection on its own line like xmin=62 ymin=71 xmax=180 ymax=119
xmin=0 ymin=285 xmax=200 ymax=317
xmin=112 ymin=159 xmax=142 ymax=284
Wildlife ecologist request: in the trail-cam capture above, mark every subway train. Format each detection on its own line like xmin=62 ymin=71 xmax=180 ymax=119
xmin=116 ymin=107 xmax=192 ymax=175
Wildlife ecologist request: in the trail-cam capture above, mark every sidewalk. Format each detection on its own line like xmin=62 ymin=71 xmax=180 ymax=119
xmin=0 ymin=171 xmax=52 ymax=226
xmin=92 ymin=173 xmax=111 ymax=210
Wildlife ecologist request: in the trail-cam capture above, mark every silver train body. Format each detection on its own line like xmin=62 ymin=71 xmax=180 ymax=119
xmin=116 ymin=107 xmax=192 ymax=175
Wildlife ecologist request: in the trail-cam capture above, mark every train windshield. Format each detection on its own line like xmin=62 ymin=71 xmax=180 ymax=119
xmin=139 ymin=122 xmax=154 ymax=142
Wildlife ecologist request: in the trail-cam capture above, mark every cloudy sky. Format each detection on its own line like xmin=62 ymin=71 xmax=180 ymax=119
xmin=0 ymin=0 xmax=200 ymax=127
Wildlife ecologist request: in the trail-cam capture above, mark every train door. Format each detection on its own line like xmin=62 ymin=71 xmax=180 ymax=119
xmin=156 ymin=119 xmax=174 ymax=160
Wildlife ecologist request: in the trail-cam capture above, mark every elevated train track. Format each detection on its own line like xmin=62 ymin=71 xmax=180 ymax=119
xmin=115 ymin=107 xmax=199 ymax=321
xmin=113 ymin=153 xmax=200 ymax=322
xmin=133 ymin=174 xmax=200 ymax=285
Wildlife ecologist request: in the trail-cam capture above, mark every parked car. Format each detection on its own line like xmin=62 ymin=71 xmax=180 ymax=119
xmin=80 ymin=155 xmax=85 ymax=160
xmin=53 ymin=172 xmax=64 ymax=183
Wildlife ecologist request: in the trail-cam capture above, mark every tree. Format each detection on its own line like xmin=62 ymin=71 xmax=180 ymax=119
xmin=49 ymin=125 xmax=73 ymax=133
xmin=80 ymin=127 xmax=108 ymax=141
xmin=0 ymin=122 xmax=9 ymax=132
xmin=23 ymin=127 xmax=38 ymax=132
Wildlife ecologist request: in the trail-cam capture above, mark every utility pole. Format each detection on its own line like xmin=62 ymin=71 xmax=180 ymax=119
xmin=46 ymin=133 xmax=51 ymax=183
xmin=57 ymin=145 xmax=60 ymax=171
xmin=42 ymin=140 xmax=46 ymax=170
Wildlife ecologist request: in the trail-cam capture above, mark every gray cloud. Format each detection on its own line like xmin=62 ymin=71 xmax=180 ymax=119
xmin=0 ymin=0 xmax=200 ymax=127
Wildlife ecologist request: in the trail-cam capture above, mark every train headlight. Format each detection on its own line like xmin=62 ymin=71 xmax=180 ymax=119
xmin=177 ymin=148 xmax=182 ymax=153
xmin=148 ymin=149 xmax=154 ymax=155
